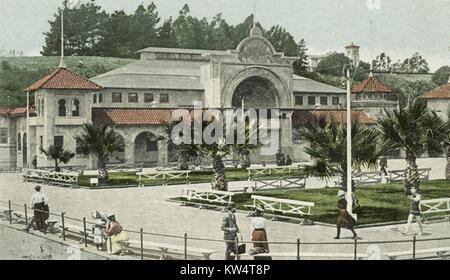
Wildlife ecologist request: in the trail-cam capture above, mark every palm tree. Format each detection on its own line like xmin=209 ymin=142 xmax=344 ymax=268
xmin=74 ymin=123 xmax=125 ymax=183
xmin=302 ymin=118 xmax=385 ymax=209
xmin=40 ymin=145 xmax=75 ymax=172
xmin=378 ymin=100 xmax=447 ymax=192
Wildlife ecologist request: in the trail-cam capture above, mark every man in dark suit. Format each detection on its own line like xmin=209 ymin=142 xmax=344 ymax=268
xmin=221 ymin=202 xmax=240 ymax=260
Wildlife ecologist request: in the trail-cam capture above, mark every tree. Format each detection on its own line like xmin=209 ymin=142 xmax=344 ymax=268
xmin=372 ymin=52 xmax=393 ymax=72
xmin=397 ymin=80 xmax=437 ymax=109
xmin=432 ymin=66 xmax=450 ymax=86
xmin=130 ymin=3 xmax=161 ymax=52
xmin=378 ymin=100 xmax=447 ymax=192
xmin=264 ymin=25 xmax=299 ymax=57
xmin=97 ymin=10 xmax=133 ymax=58
xmin=74 ymin=123 xmax=125 ymax=183
xmin=173 ymin=4 xmax=210 ymax=49
xmin=40 ymin=145 xmax=75 ymax=172
xmin=443 ymin=123 xmax=450 ymax=181
xmin=157 ymin=17 xmax=178 ymax=48
xmin=392 ymin=53 xmax=430 ymax=74
xmin=41 ymin=0 xmax=109 ymax=56
xmin=292 ymin=38 xmax=309 ymax=76
xmin=302 ymin=119 xmax=384 ymax=208
xmin=317 ymin=53 xmax=352 ymax=77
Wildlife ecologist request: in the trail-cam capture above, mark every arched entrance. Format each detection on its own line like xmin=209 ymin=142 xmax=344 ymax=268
xmin=231 ymin=76 xmax=278 ymax=108
xmin=109 ymin=134 xmax=126 ymax=164
xmin=22 ymin=133 xmax=27 ymax=166
xmin=134 ymin=132 xmax=159 ymax=166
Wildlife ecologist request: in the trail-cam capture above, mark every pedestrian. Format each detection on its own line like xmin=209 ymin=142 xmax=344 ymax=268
xmin=249 ymin=205 xmax=271 ymax=260
xmin=279 ymin=154 xmax=286 ymax=166
xmin=402 ymin=187 xmax=424 ymax=236
xmin=104 ymin=214 xmax=129 ymax=255
xmin=91 ymin=211 xmax=107 ymax=251
xmin=380 ymin=157 xmax=388 ymax=176
xmin=334 ymin=199 xmax=357 ymax=240
xmin=221 ymin=202 xmax=240 ymax=260
xmin=30 ymin=185 xmax=49 ymax=233
xmin=285 ymin=155 xmax=292 ymax=166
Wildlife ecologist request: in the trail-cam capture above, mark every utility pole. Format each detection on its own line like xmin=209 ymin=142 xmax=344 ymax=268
xmin=346 ymin=67 xmax=353 ymax=216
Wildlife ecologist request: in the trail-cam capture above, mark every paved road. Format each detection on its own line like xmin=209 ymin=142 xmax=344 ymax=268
xmin=1 ymin=167 xmax=449 ymax=260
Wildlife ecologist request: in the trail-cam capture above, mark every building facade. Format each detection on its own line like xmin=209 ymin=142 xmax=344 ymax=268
xmin=0 ymin=27 xmax=375 ymax=170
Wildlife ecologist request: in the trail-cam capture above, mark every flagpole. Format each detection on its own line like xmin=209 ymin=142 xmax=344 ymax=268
xmin=346 ymin=68 xmax=353 ymax=216
xmin=59 ymin=7 xmax=66 ymax=68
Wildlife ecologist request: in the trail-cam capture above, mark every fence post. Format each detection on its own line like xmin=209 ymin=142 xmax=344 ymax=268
xmin=8 ymin=200 xmax=12 ymax=224
xmin=412 ymin=236 xmax=416 ymax=260
xmin=297 ymin=238 xmax=301 ymax=260
xmin=83 ymin=217 xmax=88 ymax=248
xmin=140 ymin=228 xmax=144 ymax=260
xmin=354 ymin=238 xmax=358 ymax=260
xmin=235 ymin=236 xmax=240 ymax=260
xmin=24 ymin=204 xmax=28 ymax=227
xmin=61 ymin=212 xmax=66 ymax=241
xmin=184 ymin=232 xmax=188 ymax=260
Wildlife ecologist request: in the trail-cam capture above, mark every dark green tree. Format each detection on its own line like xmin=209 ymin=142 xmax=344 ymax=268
xmin=40 ymin=145 xmax=75 ymax=172
xmin=292 ymin=38 xmax=309 ymax=76
xmin=432 ymin=66 xmax=450 ymax=86
xmin=317 ymin=53 xmax=352 ymax=77
xmin=157 ymin=17 xmax=178 ymax=48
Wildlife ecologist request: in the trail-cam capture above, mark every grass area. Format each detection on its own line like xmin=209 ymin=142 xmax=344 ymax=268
xmin=78 ymin=168 xmax=307 ymax=187
xmin=229 ymin=180 xmax=450 ymax=225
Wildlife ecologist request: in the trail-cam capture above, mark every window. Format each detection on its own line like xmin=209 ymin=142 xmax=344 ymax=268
xmin=295 ymin=96 xmax=303 ymax=106
xmin=39 ymin=136 xmax=43 ymax=154
xmin=99 ymin=93 xmax=103 ymax=103
xmin=128 ymin=93 xmax=138 ymax=103
xmin=320 ymin=97 xmax=328 ymax=106
xmin=144 ymin=93 xmax=154 ymax=103
xmin=146 ymin=140 xmax=158 ymax=152
xmin=0 ymin=128 xmax=8 ymax=144
xmin=41 ymin=99 xmax=45 ymax=116
xmin=58 ymin=99 xmax=66 ymax=116
xmin=332 ymin=97 xmax=340 ymax=106
xmin=17 ymin=133 xmax=21 ymax=150
xmin=54 ymin=136 xmax=64 ymax=149
xmin=112 ymin=93 xmax=122 ymax=103
xmin=75 ymin=139 xmax=83 ymax=155
xmin=307 ymin=96 xmax=316 ymax=106
xmin=72 ymin=99 xmax=80 ymax=117
xmin=160 ymin=93 xmax=169 ymax=103
xmin=93 ymin=94 xmax=97 ymax=104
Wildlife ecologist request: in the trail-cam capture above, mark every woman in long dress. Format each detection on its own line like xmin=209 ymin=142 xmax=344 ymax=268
xmin=249 ymin=206 xmax=270 ymax=260
xmin=104 ymin=214 xmax=129 ymax=255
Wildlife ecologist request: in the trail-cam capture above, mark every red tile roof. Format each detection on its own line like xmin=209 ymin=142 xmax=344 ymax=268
xmin=93 ymin=108 xmax=173 ymax=126
xmin=292 ymin=110 xmax=376 ymax=126
xmin=420 ymin=82 xmax=450 ymax=99
xmin=25 ymin=67 xmax=102 ymax=92
xmin=0 ymin=107 xmax=36 ymax=117
xmin=352 ymin=75 xmax=393 ymax=94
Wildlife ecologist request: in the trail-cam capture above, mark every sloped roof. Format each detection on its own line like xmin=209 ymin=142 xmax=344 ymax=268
xmin=0 ymin=107 xmax=36 ymax=117
xmin=352 ymin=75 xmax=393 ymax=94
xmin=25 ymin=67 xmax=102 ymax=92
xmin=293 ymin=75 xmax=345 ymax=94
xmin=292 ymin=110 xmax=376 ymax=126
xmin=93 ymin=108 xmax=173 ymax=126
xmin=420 ymin=82 xmax=450 ymax=99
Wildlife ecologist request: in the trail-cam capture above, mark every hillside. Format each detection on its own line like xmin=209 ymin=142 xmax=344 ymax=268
xmin=0 ymin=56 xmax=136 ymax=107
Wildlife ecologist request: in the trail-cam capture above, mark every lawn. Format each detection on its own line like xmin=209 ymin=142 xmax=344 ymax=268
xmin=78 ymin=168 xmax=307 ymax=187
xmin=231 ymin=180 xmax=450 ymax=225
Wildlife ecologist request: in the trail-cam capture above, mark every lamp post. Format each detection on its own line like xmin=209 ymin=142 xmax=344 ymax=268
xmin=345 ymin=67 xmax=353 ymax=216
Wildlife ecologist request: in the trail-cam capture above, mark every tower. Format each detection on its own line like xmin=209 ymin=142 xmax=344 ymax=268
xmin=345 ymin=42 xmax=360 ymax=67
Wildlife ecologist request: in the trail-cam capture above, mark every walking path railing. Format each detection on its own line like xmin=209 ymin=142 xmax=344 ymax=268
xmin=1 ymin=199 xmax=450 ymax=260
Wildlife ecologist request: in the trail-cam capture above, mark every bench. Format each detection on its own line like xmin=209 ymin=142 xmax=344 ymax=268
xmin=252 ymin=176 xmax=306 ymax=192
xmin=234 ymin=252 xmax=367 ymax=260
xmin=125 ymin=240 xmax=217 ymax=260
xmin=247 ymin=166 xmax=299 ymax=181
xmin=181 ymin=189 xmax=235 ymax=207
xmin=420 ymin=198 xmax=450 ymax=220
xmin=353 ymin=171 xmax=382 ymax=185
xmin=244 ymin=195 xmax=315 ymax=220
xmin=137 ymin=170 xmax=191 ymax=187
xmin=384 ymin=247 xmax=450 ymax=260
xmin=388 ymin=168 xmax=431 ymax=183
xmin=23 ymin=169 xmax=79 ymax=188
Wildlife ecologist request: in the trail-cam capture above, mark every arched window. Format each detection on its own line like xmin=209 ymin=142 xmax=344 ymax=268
xmin=58 ymin=99 xmax=66 ymax=116
xmin=17 ymin=133 xmax=21 ymax=151
xmin=72 ymin=99 xmax=80 ymax=117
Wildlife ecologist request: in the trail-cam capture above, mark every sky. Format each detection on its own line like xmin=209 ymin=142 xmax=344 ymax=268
xmin=1 ymin=0 xmax=449 ymax=71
